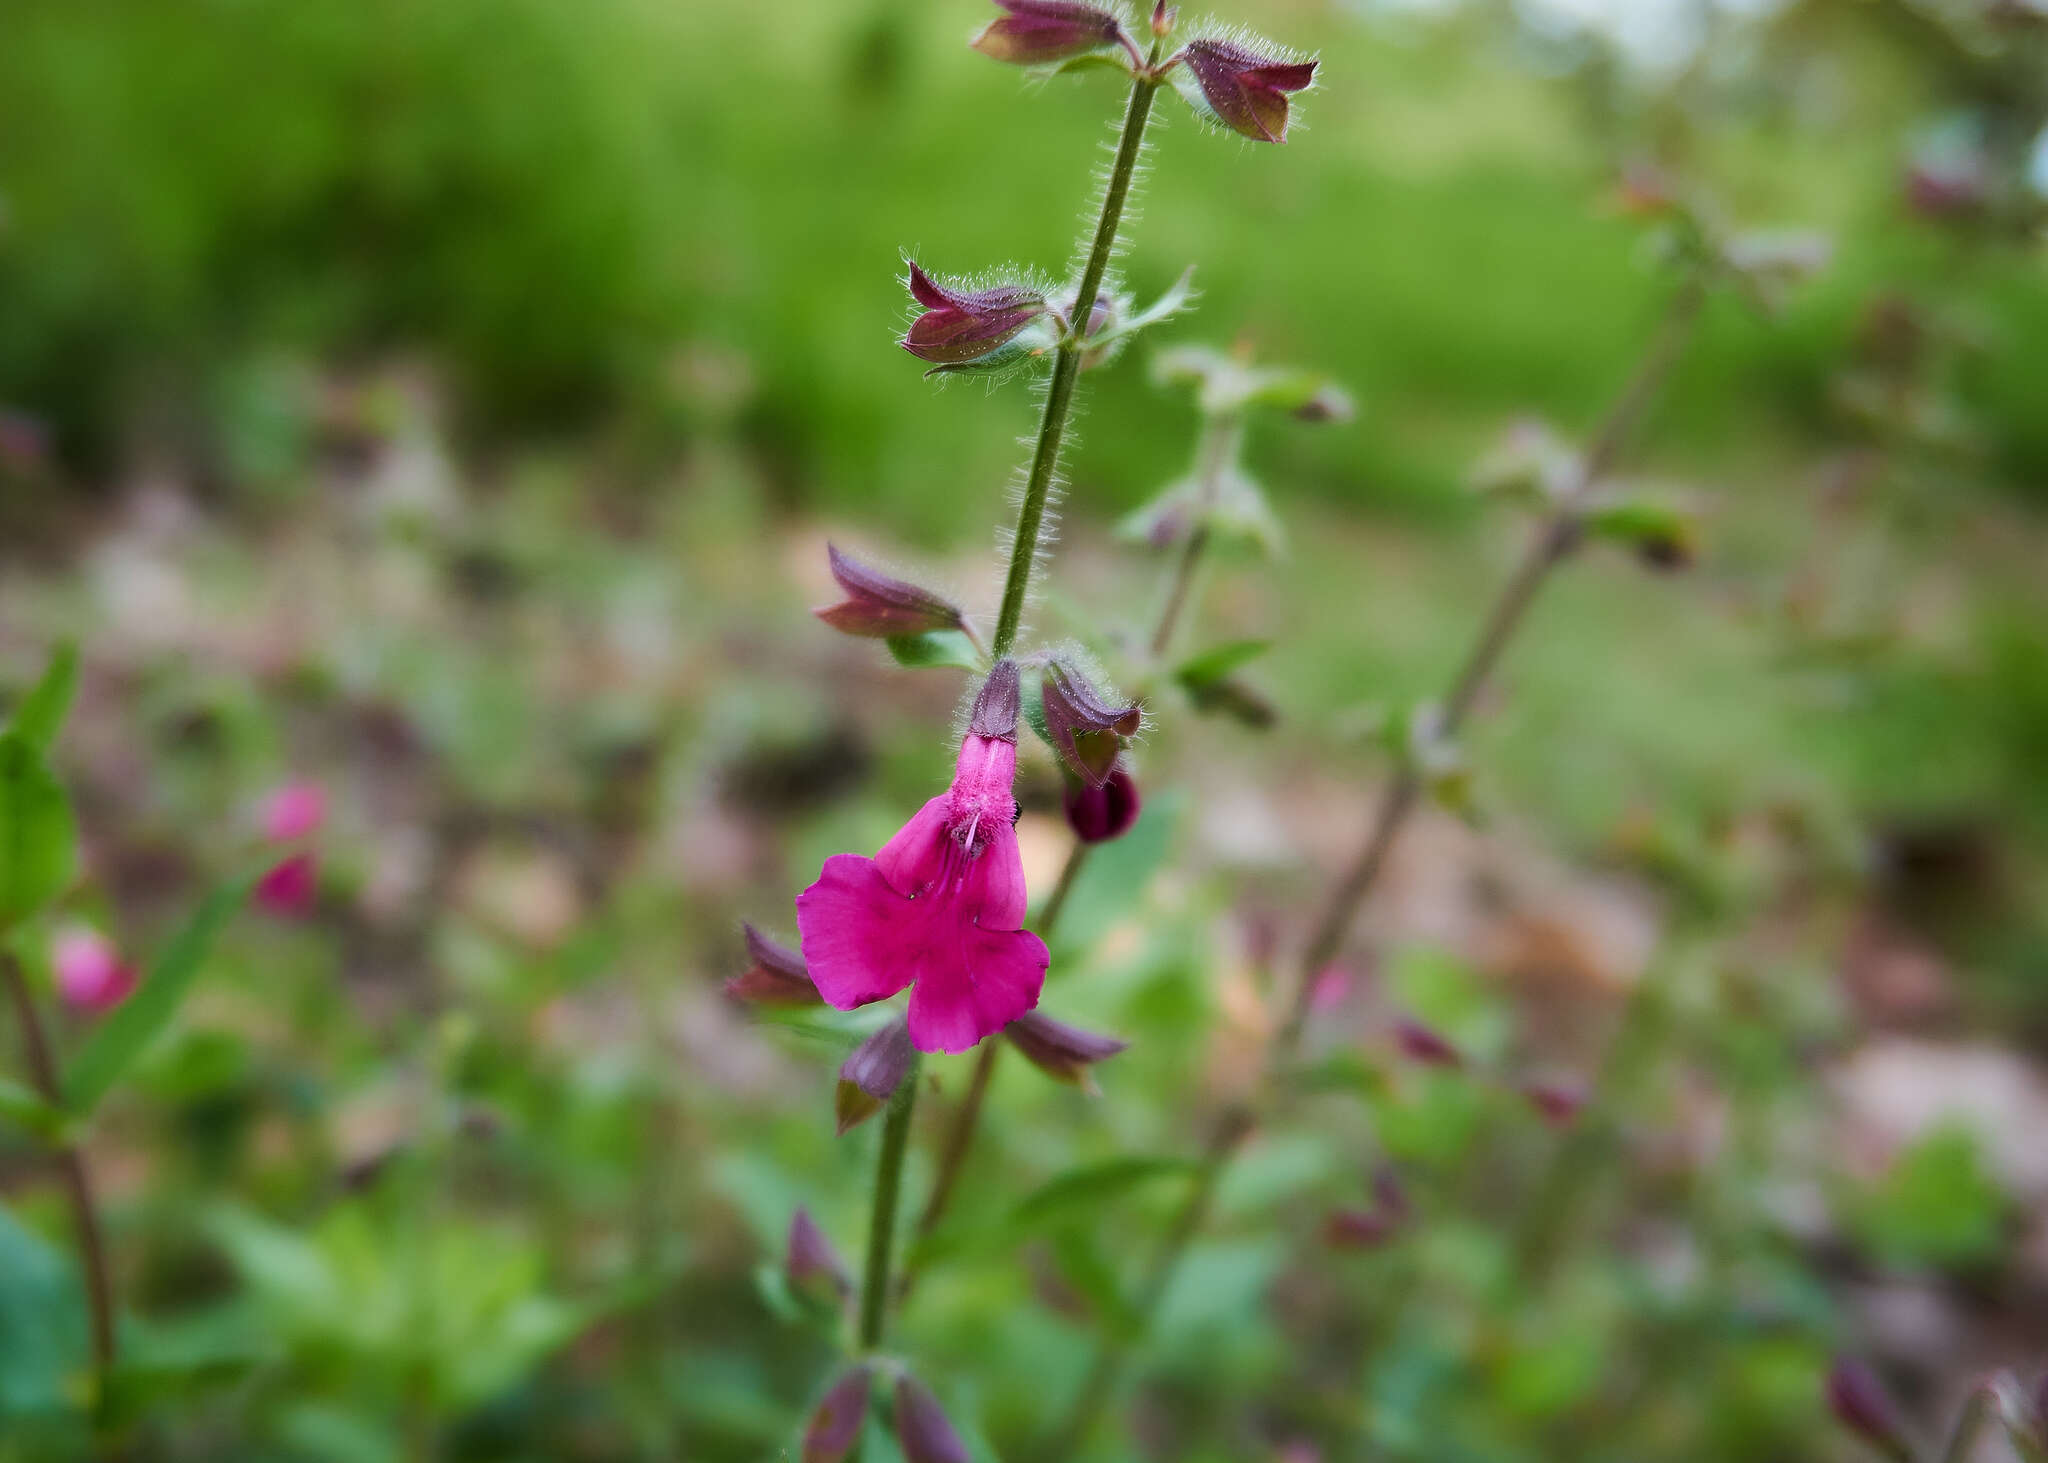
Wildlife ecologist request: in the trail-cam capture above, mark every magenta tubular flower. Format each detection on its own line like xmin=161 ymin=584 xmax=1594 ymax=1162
xmin=971 ymin=0 xmax=1124 ymax=65
xmin=1175 ymin=38 xmax=1317 ymax=143
xmin=902 ymin=263 xmax=1048 ymax=368
xmin=727 ymin=923 xmax=823 ymax=1006
xmin=814 ymin=544 xmax=967 ymax=640
xmin=1062 ymin=763 xmax=1141 ymax=845
xmin=261 ymin=780 xmax=327 ymax=842
xmin=52 ymin=928 xmax=137 ymax=1014
xmin=797 ymin=662 xmax=1048 ymax=1054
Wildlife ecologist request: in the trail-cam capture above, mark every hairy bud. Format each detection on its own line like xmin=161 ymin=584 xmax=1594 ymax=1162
xmin=836 ymin=1019 xmax=917 ymax=1135
xmin=902 ymin=263 xmax=1049 ymax=368
xmin=815 ymin=544 xmax=966 ymax=639
xmin=971 ymin=0 xmax=1125 ymax=65
xmin=728 ymin=924 xmax=823 ymax=1006
xmin=803 ymin=1365 xmax=871 ymax=1463
xmin=970 ymin=659 xmax=1023 ymax=742
xmin=1041 ymin=660 xmax=1141 ymax=786
xmin=1173 ymin=37 xmax=1317 ymax=144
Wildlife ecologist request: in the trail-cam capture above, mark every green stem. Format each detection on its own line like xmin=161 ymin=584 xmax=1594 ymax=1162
xmin=990 ymin=65 xmax=1160 ymax=658
xmin=3 ymin=950 xmax=117 ymax=1397
xmin=1149 ymin=414 xmax=1240 ymax=660
xmin=856 ymin=1055 xmax=921 ymax=1350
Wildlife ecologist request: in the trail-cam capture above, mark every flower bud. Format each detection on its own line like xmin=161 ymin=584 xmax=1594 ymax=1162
xmin=256 ymin=852 xmax=319 ymax=918
xmin=261 ymin=780 xmax=328 ymax=842
xmin=1173 ymin=37 xmax=1317 ymax=144
xmin=836 ymin=1018 xmax=916 ymax=1135
xmin=894 ymin=1373 xmax=972 ymax=1463
xmin=52 ymin=927 xmax=136 ymax=1014
xmin=971 ymin=0 xmax=1124 ymax=66
xmin=786 ymin=1206 xmax=852 ymax=1304
xmin=1150 ymin=2 xmax=1178 ymax=38
xmin=902 ymin=263 xmax=1049 ymax=368
xmin=814 ymin=544 xmax=967 ymax=640
xmin=1391 ymin=1016 xmax=1461 ymax=1069
xmin=803 ymin=1365 xmax=872 ymax=1463
xmin=1826 ymin=1358 xmax=1913 ymax=1462
xmin=1005 ymin=1010 xmax=1129 ymax=1094
xmin=1521 ymin=1075 xmax=1589 ymax=1128
xmin=728 ymin=923 xmax=824 ymax=1006
xmin=1041 ymin=661 xmax=1141 ymax=786
xmin=969 ymin=659 xmax=1022 ymax=742
xmin=1063 ymin=763 xmax=1141 ymax=845
xmin=1323 ymin=1206 xmax=1399 ymax=1250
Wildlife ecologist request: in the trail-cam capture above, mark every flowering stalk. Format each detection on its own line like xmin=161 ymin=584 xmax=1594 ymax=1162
xmin=2 ymin=949 xmax=116 ymax=1391
xmin=1044 ymin=263 xmax=1714 ymax=1453
xmin=856 ymin=1053 xmax=921 ymax=1350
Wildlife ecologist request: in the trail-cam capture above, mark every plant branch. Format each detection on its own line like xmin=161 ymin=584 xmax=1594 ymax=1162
xmin=991 ymin=63 xmax=1160 ymax=657
xmin=3 ymin=950 xmax=117 ymax=1389
xmin=856 ymin=1055 xmax=921 ymax=1351
xmin=1042 ymin=268 xmax=1711 ymax=1453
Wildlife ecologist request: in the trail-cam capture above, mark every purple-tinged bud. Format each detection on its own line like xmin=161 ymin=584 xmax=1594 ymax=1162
xmin=902 ymin=263 xmax=1048 ymax=367
xmin=969 ymin=659 xmax=1022 ymax=742
xmin=894 ymin=1374 xmax=972 ymax=1463
xmin=1174 ymin=37 xmax=1317 ymax=144
xmin=815 ymin=544 xmax=966 ymax=640
xmin=1391 ymin=1017 xmax=1461 ymax=1069
xmin=786 ymin=1206 xmax=852 ymax=1303
xmin=1324 ymin=1206 xmax=1399 ymax=1250
xmin=1063 ymin=763 xmax=1141 ymax=845
xmin=727 ymin=924 xmax=823 ymax=1006
xmin=1826 ymin=1358 xmax=1914 ymax=1461
xmin=1521 ymin=1075 xmax=1589 ymax=1128
xmin=836 ymin=1019 xmax=916 ymax=1135
xmin=1371 ymin=1165 xmax=1412 ymax=1223
xmin=971 ymin=0 xmax=1125 ymax=65
xmin=1041 ymin=661 xmax=1141 ymax=786
xmin=803 ymin=1365 xmax=872 ymax=1463
xmin=1150 ymin=1 xmax=1178 ymax=38
xmin=1005 ymin=1010 xmax=1130 ymax=1094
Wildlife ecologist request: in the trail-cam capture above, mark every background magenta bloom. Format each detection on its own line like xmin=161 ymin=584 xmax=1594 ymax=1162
xmin=52 ymin=927 xmax=137 ymax=1013
xmin=261 ymin=780 xmax=328 ymax=842
xmin=256 ymin=851 xmax=319 ymax=917
xmin=797 ymin=686 xmax=1048 ymax=1053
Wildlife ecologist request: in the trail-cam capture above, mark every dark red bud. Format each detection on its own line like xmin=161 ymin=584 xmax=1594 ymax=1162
xmin=1522 ymin=1075 xmax=1589 ymax=1127
xmin=969 ymin=659 xmax=1022 ymax=742
xmin=1324 ymin=1207 xmax=1399 ymax=1250
xmin=902 ymin=262 xmax=1048 ymax=366
xmin=1042 ymin=661 xmax=1141 ymax=786
xmin=894 ymin=1374 xmax=972 ymax=1463
xmin=1005 ymin=1010 xmax=1130 ymax=1093
xmin=1826 ymin=1358 xmax=1912 ymax=1460
xmin=836 ymin=1020 xmax=916 ymax=1135
xmin=803 ymin=1365 xmax=872 ymax=1463
xmin=1150 ymin=1 xmax=1178 ymax=38
xmin=971 ymin=0 xmax=1124 ymax=65
xmin=1391 ymin=1017 xmax=1461 ymax=1069
xmin=727 ymin=924 xmax=823 ymax=1006
xmin=1177 ymin=38 xmax=1317 ymax=144
xmin=786 ymin=1206 xmax=852 ymax=1301
xmin=1063 ymin=764 xmax=1141 ymax=844
xmin=815 ymin=544 xmax=965 ymax=639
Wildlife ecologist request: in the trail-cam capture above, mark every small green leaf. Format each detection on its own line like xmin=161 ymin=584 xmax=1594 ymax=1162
xmin=884 ymin=630 xmax=982 ymax=672
xmin=6 ymin=643 xmax=79 ymax=753
xmin=0 ymin=1201 xmax=86 ymax=1420
xmin=1582 ymin=496 xmax=1698 ymax=570
xmin=1172 ymin=640 xmax=1271 ymax=692
xmin=1012 ymin=1156 xmax=1200 ymax=1227
xmin=1183 ymin=675 xmax=1277 ymax=729
xmin=65 ymin=873 xmax=255 ymax=1116
xmin=0 ymin=1078 xmax=64 ymax=1142
xmin=1050 ymin=52 xmax=1133 ymax=77
xmin=0 ymin=731 xmax=76 ymax=930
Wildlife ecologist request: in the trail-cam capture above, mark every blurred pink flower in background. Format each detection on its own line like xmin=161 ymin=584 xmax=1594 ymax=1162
xmin=255 ymin=781 xmax=325 ymax=917
xmin=53 ymin=927 xmax=137 ymax=1014
xmin=255 ymin=852 xmax=319 ymax=918
xmin=260 ymin=781 xmax=328 ymax=842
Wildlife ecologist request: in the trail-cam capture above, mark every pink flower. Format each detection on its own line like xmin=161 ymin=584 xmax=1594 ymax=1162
xmin=52 ymin=928 xmax=137 ymax=1014
xmin=796 ymin=663 xmax=1048 ymax=1054
xmin=256 ymin=852 xmax=319 ymax=918
xmin=260 ymin=781 xmax=327 ymax=842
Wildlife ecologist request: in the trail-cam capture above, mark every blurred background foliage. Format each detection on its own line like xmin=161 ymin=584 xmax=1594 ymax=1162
xmin=2 ymin=0 xmax=2047 ymax=1460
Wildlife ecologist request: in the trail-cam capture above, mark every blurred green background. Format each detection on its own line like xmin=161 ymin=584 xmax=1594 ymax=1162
xmin=2 ymin=0 xmax=2047 ymax=1459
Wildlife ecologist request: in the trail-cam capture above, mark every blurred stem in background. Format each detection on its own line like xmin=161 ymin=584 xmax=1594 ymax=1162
xmin=1044 ymin=263 xmax=1714 ymax=1458
xmin=1149 ymin=412 xmax=1245 ymax=660
xmin=2 ymin=949 xmax=117 ymax=1404
xmin=854 ymin=52 xmax=1163 ymax=1350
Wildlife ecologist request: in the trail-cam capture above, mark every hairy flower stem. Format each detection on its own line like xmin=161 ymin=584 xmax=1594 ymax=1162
xmin=3 ymin=950 xmax=117 ymax=1394
xmin=857 ymin=1054 xmax=922 ymax=1350
xmin=991 ymin=61 xmax=1161 ymax=658
xmin=1043 ymin=271 xmax=1711 ymax=1455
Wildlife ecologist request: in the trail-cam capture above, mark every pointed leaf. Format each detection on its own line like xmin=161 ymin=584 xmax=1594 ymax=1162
xmin=65 ymin=873 xmax=255 ymax=1115
xmin=6 ymin=644 xmax=79 ymax=753
xmin=885 ymin=631 xmax=983 ymax=672
xmin=0 ymin=732 xmax=76 ymax=930
xmin=1173 ymin=639 xmax=1271 ymax=691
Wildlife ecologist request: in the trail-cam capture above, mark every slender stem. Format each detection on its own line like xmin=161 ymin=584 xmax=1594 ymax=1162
xmin=1042 ymin=270 xmax=1710 ymax=1454
xmin=856 ymin=1056 xmax=920 ymax=1350
xmin=1149 ymin=414 xmax=1241 ymax=660
xmin=991 ymin=65 xmax=1160 ymax=658
xmin=4 ymin=950 xmax=117 ymax=1388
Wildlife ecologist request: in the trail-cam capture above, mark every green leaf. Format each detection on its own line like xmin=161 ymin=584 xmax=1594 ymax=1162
xmin=1050 ymin=52 xmax=1133 ymax=77
xmin=1012 ymin=1156 xmax=1200 ymax=1228
xmin=0 ymin=1201 xmax=86 ymax=1420
xmin=1182 ymin=674 xmax=1277 ymax=729
xmin=1582 ymin=495 xmax=1698 ymax=570
xmin=0 ymin=1078 xmax=65 ymax=1142
xmin=1172 ymin=640 xmax=1271 ymax=692
xmin=6 ymin=643 xmax=79 ymax=753
xmin=884 ymin=630 xmax=982 ymax=672
xmin=65 ymin=874 xmax=255 ymax=1116
xmin=0 ymin=731 xmax=76 ymax=931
